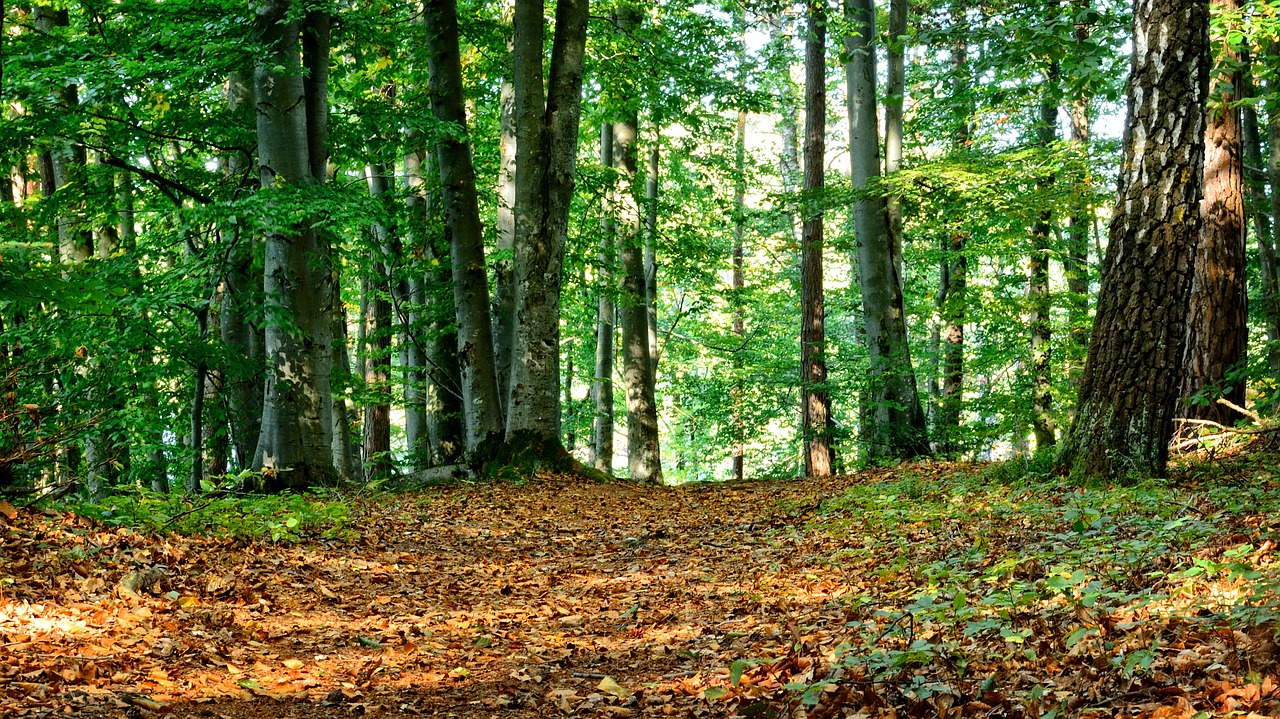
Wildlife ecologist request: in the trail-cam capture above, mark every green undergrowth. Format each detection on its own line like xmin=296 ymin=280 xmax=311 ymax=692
xmin=762 ymin=454 xmax=1280 ymax=712
xmin=61 ymin=489 xmax=353 ymax=543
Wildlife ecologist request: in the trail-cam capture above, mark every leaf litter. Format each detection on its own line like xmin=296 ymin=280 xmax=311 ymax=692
xmin=2 ymin=458 xmax=1280 ymax=718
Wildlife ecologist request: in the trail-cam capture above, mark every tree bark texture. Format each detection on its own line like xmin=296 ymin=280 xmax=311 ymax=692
xmin=1061 ymin=0 xmax=1209 ymax=479
xmin=506 ymin=0 xmax=589 ymax=453
xmin=251 ymin=0 xmax=338 ymax=490
xmin=801 ymin=0 xmax=832 ymax=478
xmin=425 ymin=0 xmax=506 ymax=454
xmin=845 ymin=0 xmax=928 ymax=460
xmin=1180 ymin=0 xmax=1247 ymax=426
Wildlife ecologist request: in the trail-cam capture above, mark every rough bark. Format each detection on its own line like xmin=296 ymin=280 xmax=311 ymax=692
xmin=506 ymin=0 xmax=589 ymax=456
xmin=1060 ymin=0 xmax=1209 ymax=479
xmin=845 ymin=0 xmax=929 ymax=461
xmin=1180 ymin=0 xmax=1247 ymax=426
xmin=425 ymin=0 xmax=505 ymax=454
xmin=1030 ymin=65 xmax=1058 ymax=450
xmin=801 ymin=0 xmax=832 ymax=478
xmin=593 ymin=123 xmax=615 ymax=474
xmin=251 ymin=0 xmax=338 ymax=491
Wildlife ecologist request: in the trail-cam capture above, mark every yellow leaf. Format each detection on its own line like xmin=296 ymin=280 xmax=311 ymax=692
xmin=597 ymin=676 xmax=630 ymax=699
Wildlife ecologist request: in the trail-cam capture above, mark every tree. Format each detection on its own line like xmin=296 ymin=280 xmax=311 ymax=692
xmin=1060 ymin=0 xmax=1210 ymax=479
xmin=506 ymin=0 xmax=589 ymax=458
xmin=845 ymin=0 xmax=928 ymax=461
xmin=801 ymin=0 xmax=832 ymax=478
xmin=424 ymin=0 xmax=505 ymax=456
xmin=252 ymin=0 xmax=339 ymax=491
xmin=593 ymin=123 xmax=616 ymax=473
xmin=1179 ymin=0 xmax=1247 ymax=426
xmin=1030 ymin=63 xmax=1059 ymax=450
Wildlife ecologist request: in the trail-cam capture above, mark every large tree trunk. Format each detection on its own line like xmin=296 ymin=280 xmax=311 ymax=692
xmin=1060 ymin=0 xmax=1209 ymax=479
xmin=1180 ymin=0 xmax=1247 ymax=426
xmin=251 ymin=0 xmax=338 ymax=491
xmin=425 ymin=0 xmax=505 ymax=455
xmin=363 ymin=164 xmax=395 ymax=480
xmin=506 ymin=0 xmax=589 ymax=458
xmin=593 ymin=123 xmax=615 ymax=473
xmin=1240 ymin=50 xmax=1280 ymax=374
xmin=1030 ymin=65 xmax=1058 ymax=450
xmin=801 ymin=0 xmax=832 ymax=478
xmin=845 ymin=0 xmax=928 ymax=461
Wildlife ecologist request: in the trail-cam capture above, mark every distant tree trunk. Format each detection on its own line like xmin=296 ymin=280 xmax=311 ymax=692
xmin=614 ymin=6 xmax=662 ymax=484
xmin=801 ymin=0 xmax=832 ymax=478
xmin=251 ymin=0 xmax=338 ymax=491
xmin=884 ymin=0 xmax=907 ymax=288
xmin=425 ymin=0 xmax=505 ymax=455
xmin=1060 ymin=0 xmax=1209 ymax=479
xmin=506 ymin=0 xmax=589 ymax=458
xmin=400 ymin=148 xmax=428 ymax=465
xmin=1240 ymin=49 xmax=1280 ymax=374
xmin=732 ymin=104 xmax=747 ymax=482
xmin=1066 ymin=3 xmax=1093 ymax=393
xmin=593 ymin=123 xmax=615 ymax=473
xmin=1030 ymin=65 xmax=1058 ymax=450
xmin=364 ymin=164 xmax=395 ymax=480
xmin=846 ymin=0 xmax=928 ymax=460
xmin=493 ymin=0 xmax=517 ymax=410
xmin=645 ymin=145 xmax=660 ymax=381
xmin=406 ymin=147 xmax=465 ymax=466
xmin=1180 ymin=0 xmax=1247 ymax=425
xmin=935 ymin=9 xmax=969 ymax=451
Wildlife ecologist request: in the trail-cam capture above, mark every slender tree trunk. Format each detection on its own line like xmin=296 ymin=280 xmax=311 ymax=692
xmin=614 ymin=6 xmax=662 ymax=484
xmin=1060 ymin=0 xmax=1209 ymax=479
xmin=846 ymin=0 xmax=928 ymax=460
xmin=506 ymin=0 xmax=589 ymax=458
xmin=645 ymin=145 xmax=660 ymax=381
xmin=1066 ymin=4 xmax=1093 ymax=393
xmin=1030 ymin=64 xmax=1058 ymax=450
xmin=1180 ymin=0 xmax=1247 ymax=425
xmin=935 ymin=12 xmax=969 ymax=450
xmin=731 ymin=104 xmax=747 ymax=482
xmin=593 ymin=123 xmax=616 ymax=473
xmin=400 ymin=148 xmax=428 ymax=464
xmin=251 ymin=0 xmax=338 ymax=491
xmin=884 ymin=0 xmax=907 ymax=288
xmin=364 ymin=164 xmax=395 ymax=480
xmin=493 ymin=0 xmax=517 ymax=409
xmin=425 ymin=0 xmax=505 ymax=455
xmin=801 ymin=0 xmax=832 ymax=478
xmin=1240 ymin=49 xmax=1280 ymax=373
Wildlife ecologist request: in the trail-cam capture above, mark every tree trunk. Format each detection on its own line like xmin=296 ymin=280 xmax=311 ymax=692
xmin=593 ymin=123 xmax=615 ymax=473
xmin=425 ymin=0 xmax=505 ymax=455
xmin=493 ymin=0 xmax=517 ymax=409
xmin=884 ymin=0 xmax=907 ymax=288
xmin=1060 ymin=0 xmax=1209 ymax=479
xmin=1240 ymin=49 xmax=1280 ymax=374
xmin=1066 ymin=3 xmax=1092 ymax=392
xmin=1030 ymin=65 xmax=1058 ymax=450
xmin=731 ymin=103 xmax=747 ymax=482
xmin=400 ymin=148 xmax=428 ymax=465
xmin=1180 ymin=0 xmax=1247 ymax=426
xmin=801 ymin=0 xmax=832 ymax=478
xmin=363 ymin=164 xmax=395 ymax=480
xmin=845 ymin=0 xmax=928 ymax=461
xmin=251 ymin=0 xmax=338 ymax=491
xmin=935 ymin=9 xmax=969 ymax=451
xmin=506 ymin=0 xmax=589 ymax=459
xmin=614 ymin=8 xmax=662 ymax=484
xmin=645 ymin=145 xmax=660 ymax=381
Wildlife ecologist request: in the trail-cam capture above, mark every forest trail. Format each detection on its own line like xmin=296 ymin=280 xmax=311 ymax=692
xmin=2 ymin=463 xmax=1280 ymax=718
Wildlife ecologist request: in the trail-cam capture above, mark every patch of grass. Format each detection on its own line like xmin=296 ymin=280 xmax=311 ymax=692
xmin=62 ymin=490 xmax=352 ymax=543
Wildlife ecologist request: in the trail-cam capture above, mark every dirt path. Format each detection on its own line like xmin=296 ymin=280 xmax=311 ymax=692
xmin=0 ymin=473 xmax=866 ymax=718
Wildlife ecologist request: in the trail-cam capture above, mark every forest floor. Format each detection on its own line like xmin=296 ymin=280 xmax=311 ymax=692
xmin=3 ymin=457 xmax=1280 ymax=719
